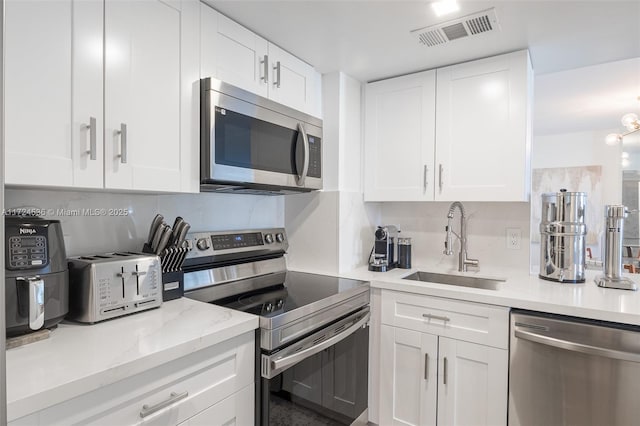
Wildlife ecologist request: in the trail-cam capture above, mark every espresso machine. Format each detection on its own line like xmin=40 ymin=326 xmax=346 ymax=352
xmin=369 ymin=225 xmax=399 ymax=272
xmin=595 ymin=205 xmax=638 ymax=290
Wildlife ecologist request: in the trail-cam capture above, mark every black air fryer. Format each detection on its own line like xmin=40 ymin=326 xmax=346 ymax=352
xmin=5 ymin=216 xmax=69 ymax=337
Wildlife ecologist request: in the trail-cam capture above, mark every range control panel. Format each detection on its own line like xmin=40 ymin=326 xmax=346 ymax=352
xmin=185 ymin=228 xmax=288 ymax=260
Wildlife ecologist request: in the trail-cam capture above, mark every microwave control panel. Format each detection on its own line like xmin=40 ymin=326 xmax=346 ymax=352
xmin=307 ymin=135 xmax=322 ymax=178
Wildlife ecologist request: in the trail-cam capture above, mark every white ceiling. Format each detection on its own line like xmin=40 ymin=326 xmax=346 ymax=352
xmin=207 ymin=0 xmax=640 ymax=82
xmin=207 ymin=0 xmax=640 ymax=135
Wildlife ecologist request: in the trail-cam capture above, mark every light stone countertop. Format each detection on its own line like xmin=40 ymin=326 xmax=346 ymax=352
xmin=340 ymin=262 xmax=640 ymax=326
xmin=6 ymin=297 xmax=258 ymax=422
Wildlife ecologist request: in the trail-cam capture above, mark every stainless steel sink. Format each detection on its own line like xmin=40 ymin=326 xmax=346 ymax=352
xmin=402 ymin=271 xmax=505 ymax=290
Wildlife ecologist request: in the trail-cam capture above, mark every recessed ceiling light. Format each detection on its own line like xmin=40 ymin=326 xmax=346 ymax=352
xmin=432 ymin=0 xmax=460 ymax=17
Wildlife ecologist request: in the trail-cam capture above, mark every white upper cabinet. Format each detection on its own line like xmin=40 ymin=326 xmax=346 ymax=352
xmin=435 ymin=50 xmax=532 ymax=201
xmin=104 ymin=0 xmax=182 ymax=191
xmin=5 ymin=0 xmax=196 ymax=193
xmin=5 ymin=0 xmax=79 ymax=187
xmin=201 ymin=5 xmax=269 ymax=97
xmin=268 ymin=43 xmax=319 ymax=115
xmin=363 ymin=50 xmax=532 ymax=202
xmin=200 ymin=2 xmax=322 ymax=117
xmin=364 ymin=70 xmax=436 ymax=201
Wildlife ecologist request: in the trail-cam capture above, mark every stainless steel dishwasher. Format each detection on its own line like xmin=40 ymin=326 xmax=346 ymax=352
xmin=509 ymin=310 xmax=640 ymax=426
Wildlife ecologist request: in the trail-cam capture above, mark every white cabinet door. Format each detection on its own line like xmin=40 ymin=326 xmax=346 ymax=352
xmin=5 ymin=0 xmax=75 ymax=187
xmin=104 ymin=0 xmax=182 ymax=191
xmin=268 ymin=43 xmax=318 ymax=115
xmin=437 ymin=337 xmax=508 ymax=426
xmin=178 ymin=384 xmax=254 ymax=426
xmin=364 ymin=70 xmax=436 ymax=201
xmin=379 ymin=325 xmax=438 ymax=426
xmin=435 ymin=50 xmax=532 ymax=201
xmin=72 ymin=0 xmax=104 ymax=188
xmin=201 ymin=4 xmax=269 ymax=97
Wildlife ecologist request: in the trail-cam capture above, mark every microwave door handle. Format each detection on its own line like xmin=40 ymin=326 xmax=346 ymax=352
xmin=296 ymin=123 xmax=310 ymax=186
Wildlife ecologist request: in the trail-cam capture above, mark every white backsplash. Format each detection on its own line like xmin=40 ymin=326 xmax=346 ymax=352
xmin=5 ymin=189 xmax=284 ymax=256
xmin=377 ymin=201 xmax=531 ymax=272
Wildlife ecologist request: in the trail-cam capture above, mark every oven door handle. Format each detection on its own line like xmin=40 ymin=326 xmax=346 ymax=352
xmin=268 ymin=312 xmax=370 ymax=377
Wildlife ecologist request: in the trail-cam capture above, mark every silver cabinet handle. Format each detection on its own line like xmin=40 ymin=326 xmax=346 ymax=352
xmin=514 ymin=329 xmax=640 ymax=363
xmin=116 ymin=123 xmax=127 ymax=164
xmin=423 ymin=165 xmax=428 ymax=192
xmin=438 ymin=164 xmax=443 ymax=193
xmin=273 ymin=61 xmax=281 ymax=88
xmin=424 ymin=353 xmax=429 ymax=380
xmin=84 ymin=116 xmax=97 ymax=160
xmin=422 ymin=313 xmax=450 ymax=322
xmin=443 ymin=356 xmax=448 ymax=385
xmin=260 ymin=54 xmax=269 ymax=83
xmin=296 ymin=123 xmax=310 ymax=187
xmin=140 ymin=391 xmax=188 ymax=418
xmin=25 ymin=276 xmax=45 ymax=330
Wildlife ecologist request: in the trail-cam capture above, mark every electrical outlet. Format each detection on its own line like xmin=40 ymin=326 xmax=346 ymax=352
xmin=506 ymin=228 xmax=521 ymax=250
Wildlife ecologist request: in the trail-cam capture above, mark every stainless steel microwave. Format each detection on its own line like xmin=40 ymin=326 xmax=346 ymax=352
xmin=200 ymin=78 xmax=322 ymax=194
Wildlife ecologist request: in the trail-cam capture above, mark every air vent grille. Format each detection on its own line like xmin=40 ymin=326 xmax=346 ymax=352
xmin=411 ymin=8 xmax=499 ymax=47
xmin=466 ymin=15 xmax=493 ymax=34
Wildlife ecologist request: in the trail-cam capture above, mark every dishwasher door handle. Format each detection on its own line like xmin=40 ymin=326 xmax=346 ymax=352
xmin=514 ymin=329 xmax=640 ymax=363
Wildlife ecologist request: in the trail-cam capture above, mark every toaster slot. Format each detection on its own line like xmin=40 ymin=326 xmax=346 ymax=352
xmin=136 ymin=299 xmax=157 ymax=308
xmin=101 ymin=305 xmax=126 ymax=315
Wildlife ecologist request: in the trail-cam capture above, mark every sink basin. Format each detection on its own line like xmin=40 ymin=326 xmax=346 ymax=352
xmin=402 ymin=271 xmax=505 ymax=290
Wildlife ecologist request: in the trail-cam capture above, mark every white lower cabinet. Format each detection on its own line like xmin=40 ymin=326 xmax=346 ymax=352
xmin=378 ymin=291 xmax=509 ymax=426
xmin=9 ymin=332 xmax=255 ymax=426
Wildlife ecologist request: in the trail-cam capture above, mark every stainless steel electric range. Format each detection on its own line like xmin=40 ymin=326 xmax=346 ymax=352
xmin=182 ymin=228 xmax=370 ymax=426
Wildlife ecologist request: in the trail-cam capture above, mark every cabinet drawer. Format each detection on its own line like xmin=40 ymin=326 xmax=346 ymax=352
xmin=381 ymin=290 xmax=509 ymax=349
xmin=11 ymin=332 xmax=254 ymax=426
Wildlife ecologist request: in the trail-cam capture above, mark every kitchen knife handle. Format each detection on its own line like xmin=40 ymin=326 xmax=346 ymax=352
xmin=438 ymin=163 xmax=443 ymax=193
xmin=273 ymin=61 xmax=281 ymax=88
xmin=147 ymin=214 xmax=164 ymax=246
xmin=117 ymin=123 xmax=127 ymax=164
xmin=84 ymin=116 xmax=97 ymax=160
xmin=261 ymin=55 xmax=269 ymax=83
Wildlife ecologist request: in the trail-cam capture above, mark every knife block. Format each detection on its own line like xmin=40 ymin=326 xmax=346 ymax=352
xmin=141 ymin=243 xmax=190 ymax=301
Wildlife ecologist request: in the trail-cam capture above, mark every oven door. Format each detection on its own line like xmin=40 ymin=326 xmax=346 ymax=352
xmin=259 ymin=308 xmax=370 ymax=426
xmin=202 ymin=84 xmax=322 ymax=191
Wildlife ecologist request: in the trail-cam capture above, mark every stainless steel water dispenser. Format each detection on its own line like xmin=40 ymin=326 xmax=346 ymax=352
xmin=539 ymin=189 xmax=587 ymax=283
xmin=595 ymin=205 xmax=638 ymax=290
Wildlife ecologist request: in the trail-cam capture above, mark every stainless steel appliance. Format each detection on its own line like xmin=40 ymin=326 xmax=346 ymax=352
xmin=509 ymin=310 xmax=640 ymax=426
xmin=369 ymin=225 xmax=399 ymax=272
xmin=66 ymin=252 xmax=162 ymax=323
xmin=539 ymin=189 xmax=587 ymax=283
xmin=5 ymin=216 xmax=69 ymax=337
xmin=200 ymin=78 xmax=323 ymax=194
xmin=596 ymin=205 xmax=638 ymax=290
xmin=183 ymin=228 xmax=370 ymax=425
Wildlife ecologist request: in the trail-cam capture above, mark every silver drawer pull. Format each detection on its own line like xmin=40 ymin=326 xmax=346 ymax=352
xmin=140 ymin=391 xmax=189 ymax=418
xmin=422 ymin=313 xmax=450 ymax=322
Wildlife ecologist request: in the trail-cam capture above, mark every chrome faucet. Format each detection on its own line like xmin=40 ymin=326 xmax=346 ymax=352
xmin=444 ymin=201 xmax=479 ymax=272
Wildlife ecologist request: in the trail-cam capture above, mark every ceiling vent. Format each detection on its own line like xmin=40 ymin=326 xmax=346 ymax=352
xmin=411 ymin=8 xmax=500 ymax=47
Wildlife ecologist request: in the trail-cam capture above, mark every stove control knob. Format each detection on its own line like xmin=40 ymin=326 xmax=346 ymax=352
xmin=265 ymin=234 xmax=274 ymax=244
xmin=196 ymin=238 xmax=210 ymax=251
xmin=276 ymin=299 xmax=284 ymax=309
xmin=265 ymin=303 xmax=273 ymax=312
xmin=275 ymin=233 xmax=285 ymax=243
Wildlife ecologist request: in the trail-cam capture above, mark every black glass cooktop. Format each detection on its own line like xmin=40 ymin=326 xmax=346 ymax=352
xmin=216 ymin=271 xmax=368 ymax=318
